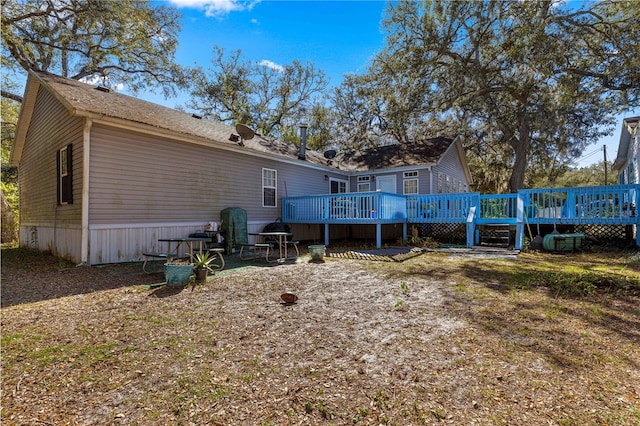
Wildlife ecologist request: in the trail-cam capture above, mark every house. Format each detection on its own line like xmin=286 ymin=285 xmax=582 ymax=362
xmin=613 ymin=116 xmax=639 ymax=185
xmin=10 ymin=71 xmax=473 ymax=264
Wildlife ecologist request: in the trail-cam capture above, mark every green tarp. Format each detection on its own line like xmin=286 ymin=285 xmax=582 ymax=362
xmin=220 ymin=207 xmax=248 ymax=254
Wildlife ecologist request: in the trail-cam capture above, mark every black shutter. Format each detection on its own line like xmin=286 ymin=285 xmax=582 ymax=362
xmin=56 ymin=149 xmax=61 ymax=205
xmin=65 ymin=144 xmax=73 ymax=204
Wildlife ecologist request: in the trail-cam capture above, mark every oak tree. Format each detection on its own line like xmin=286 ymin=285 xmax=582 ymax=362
xmin=2 ymin=0 xmax=186 ymax=99
xmin=334 ymin=0 xmax=639 ymax=192
xmin=187 ymin=46 xmax=328 ymax=139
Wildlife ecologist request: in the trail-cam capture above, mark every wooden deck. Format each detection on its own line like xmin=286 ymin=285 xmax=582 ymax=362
xmin=282 ymin=184 xmax=640 ymax=249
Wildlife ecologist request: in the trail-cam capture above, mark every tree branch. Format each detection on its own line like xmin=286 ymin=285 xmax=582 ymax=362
xmin=1 ymin=90 xmax=23 ymax=103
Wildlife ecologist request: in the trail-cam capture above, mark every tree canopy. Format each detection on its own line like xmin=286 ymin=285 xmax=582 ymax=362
xmin=1 ymin=0 xmax=186 ymax=99
xmin=186 ymin=46 xmax=328 ymax=140
xmin=332 ymin=0 xmax=639 ymax=192
xmin=530 ymin=161 xmax=617 ymax=189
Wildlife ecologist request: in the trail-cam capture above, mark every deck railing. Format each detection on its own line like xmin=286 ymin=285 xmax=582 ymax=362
xmin=479 ymin=194 xmax=518 ymax=224
xmin=282 ymin=184 xmax=639 ymax=248
xmin=282 ymin=191 xmax=407 ymax=224
xmin=520 ymin=184 xmax=637 ymax=225
xmin=405 ymin=193 xmax=480 ymax=223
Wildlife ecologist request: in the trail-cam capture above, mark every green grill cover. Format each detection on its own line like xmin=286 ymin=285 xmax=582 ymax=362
xmin=220 ymin=207 xmax=248 ymax=253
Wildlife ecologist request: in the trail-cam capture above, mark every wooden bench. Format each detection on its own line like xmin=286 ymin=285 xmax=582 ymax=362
xmin=142 ymin=252 xmax=185 ymax=273
xmin=239 ymin=243 xmax=273 ymax=261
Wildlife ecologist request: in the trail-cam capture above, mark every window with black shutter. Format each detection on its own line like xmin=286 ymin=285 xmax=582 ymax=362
xmin=57 ymin=144 xmax=73 ymax=204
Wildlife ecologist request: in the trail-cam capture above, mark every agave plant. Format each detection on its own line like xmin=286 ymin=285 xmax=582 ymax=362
xmin=193 ymin=252 xmax=217 ymax=273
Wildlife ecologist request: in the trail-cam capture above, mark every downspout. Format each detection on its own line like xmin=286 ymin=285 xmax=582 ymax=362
xmin=81 ymin=119 xmax=92 ymax=265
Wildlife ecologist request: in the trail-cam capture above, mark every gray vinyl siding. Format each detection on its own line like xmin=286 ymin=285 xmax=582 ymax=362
xmin=418 ymin=169 xmax=433 ymax=194
xmin=89 ymin=125 xmax=332 ymax=225
xmin=19 ymin=86 xmax=84 ymax=226
xmin=350 ymin=169 xmax=433 ymax=194
xmin=433 ymin=144 xmax=469 ymax=192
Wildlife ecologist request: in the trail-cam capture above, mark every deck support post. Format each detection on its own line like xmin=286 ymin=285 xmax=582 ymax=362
xmin=402 ymin=223 xmax=407 ymax=242
xmin=324 ymin=223 xmax=330 ymax=246
xmin=376 ymin=223 xmax=382 ymax=248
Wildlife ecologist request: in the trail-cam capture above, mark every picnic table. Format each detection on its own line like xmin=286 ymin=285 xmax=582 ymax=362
xmin=143 ymin=237 xmax=225 ymax=273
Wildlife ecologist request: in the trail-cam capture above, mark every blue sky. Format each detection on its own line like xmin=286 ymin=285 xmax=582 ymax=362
xmin=147 ymin=0 xmax=636 ymax=167
xmin=161 ymin=0 xmax=388 ymax=95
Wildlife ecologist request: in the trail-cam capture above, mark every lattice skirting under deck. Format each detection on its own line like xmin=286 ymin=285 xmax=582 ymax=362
xmin=574 ymin=224 xmax=634 ymax=241
xmin=416 ymin=223 xmax=467 ymax=245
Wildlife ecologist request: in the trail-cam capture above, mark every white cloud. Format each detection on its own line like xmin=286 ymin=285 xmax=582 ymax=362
xmin=80 ymin=75 xmax=124 ymax=92
xmin=167 ymin=0 xmax=259 ymax=18
xmin=258 ymin=59 xmax=284 ymax=73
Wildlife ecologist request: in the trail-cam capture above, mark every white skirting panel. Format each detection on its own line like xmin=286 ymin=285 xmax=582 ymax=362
xmin=89 ymin=223 xmax=210 ymax=265
xmin=20 ymin=225 xmax=82 ymax=264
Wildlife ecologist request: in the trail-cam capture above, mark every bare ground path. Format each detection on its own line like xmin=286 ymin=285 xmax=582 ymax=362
xmin=2 ymin=248 xmax=639 ymax=425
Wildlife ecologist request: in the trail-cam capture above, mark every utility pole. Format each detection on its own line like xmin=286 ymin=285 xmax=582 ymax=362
xmin=603 ymin=145 xmax=607 ymax=185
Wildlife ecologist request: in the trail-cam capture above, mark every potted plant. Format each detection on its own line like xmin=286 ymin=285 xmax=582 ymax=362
xmin=193 ymin=252 xmax=216 ymax=283
xmin=164 ymin=258 xmax=193 ymax=287
xmin=308 ymin=244 xmax=326 ymax=261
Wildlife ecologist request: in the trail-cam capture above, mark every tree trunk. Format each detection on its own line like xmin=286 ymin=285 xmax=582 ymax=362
xmin=1 ymin=190 xmax=18 ymax=243
xmin=508 ymin=119 xmax=530 ymax=193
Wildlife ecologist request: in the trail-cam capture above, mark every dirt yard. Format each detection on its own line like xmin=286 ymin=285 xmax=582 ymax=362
xmin=1 ymin=247 xmax=639 ymax=425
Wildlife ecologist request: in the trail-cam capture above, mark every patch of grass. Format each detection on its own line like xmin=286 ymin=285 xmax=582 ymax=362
xmin=30 ymin=343 xmax=74 ymax=365
xmin=352 ymin=407 xmax=369 ymax=423
xmin=1 ymin=332 xmax=24 ymax=346
xmin=1 ymin=246 xmax=75 ymax=271
xmin=446 ymin=251 xmax=640 ymax=297
xmin=77 ymin=343 xmax=117 ymax=363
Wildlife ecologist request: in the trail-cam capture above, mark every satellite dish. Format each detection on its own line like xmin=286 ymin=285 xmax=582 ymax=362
xmin=323 ymin=149 xmax=337 ymax=159
xmin=235 ymin=123 xmax=255 ymax=141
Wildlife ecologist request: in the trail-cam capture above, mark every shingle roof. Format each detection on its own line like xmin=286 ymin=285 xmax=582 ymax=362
xmin=21 ymin=72 xmax=460 ymax=173
xmin=338 ymin=137 xmax=455 ymax=171
xmin=31 ymin=71 xmax=328 ymax=165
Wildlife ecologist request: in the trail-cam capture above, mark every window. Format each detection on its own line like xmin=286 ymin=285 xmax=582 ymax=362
xmin=330 ymin=178 xmax=347 ymax=194
xmin=57 ymin=144 xmax=73 ymax=204
xmin=403 ymin=171 xmax=418 ymax=194
xmin=437 ymin=173 xmax=444 ymax=194
xmin=357 ymin=176 xmax=370 ymax=192
xmin=262 ymin=168 xmax=277 ymax=207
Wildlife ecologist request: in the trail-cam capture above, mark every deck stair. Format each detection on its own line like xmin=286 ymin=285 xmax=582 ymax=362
xmin=478 ymin=224 xmax=511 ymax=247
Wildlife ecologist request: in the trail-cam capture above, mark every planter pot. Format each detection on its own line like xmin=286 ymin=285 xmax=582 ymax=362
xmin=195 ymin=267 xmax=208 ymax=283
xmin=164 ymin=263 xmax=193 ymax=287
xmin=308 ymin=245 xmax=326 ymax=261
